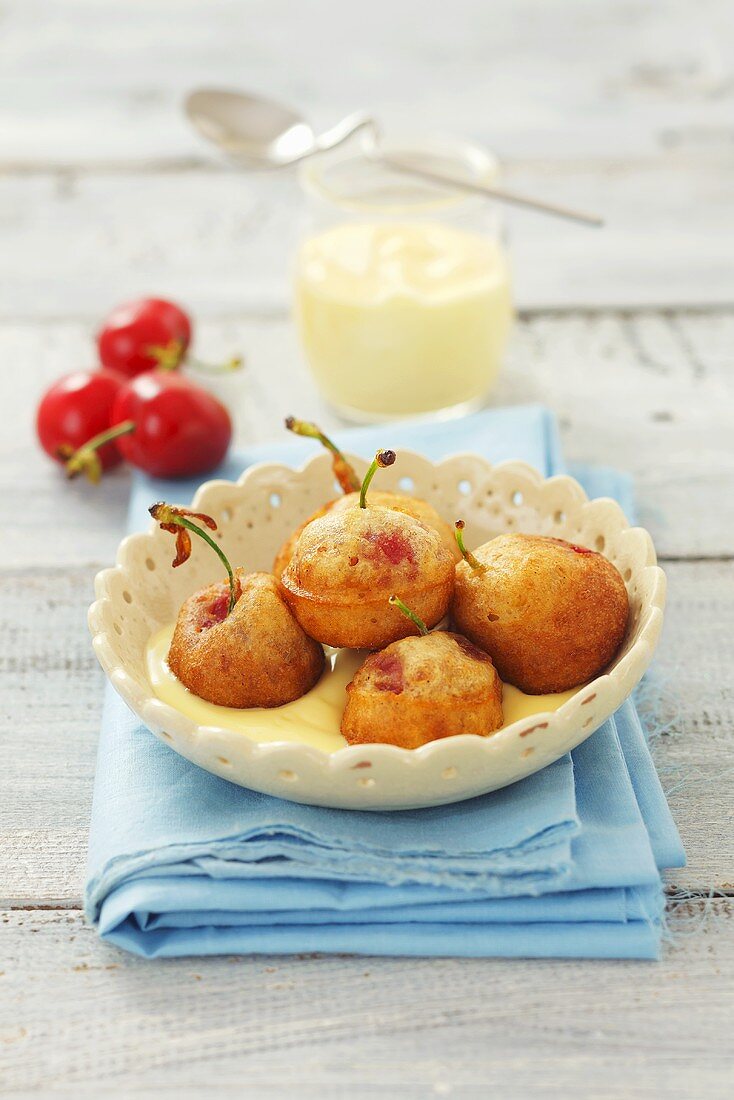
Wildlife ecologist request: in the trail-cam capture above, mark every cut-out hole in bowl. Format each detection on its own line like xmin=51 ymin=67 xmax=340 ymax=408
xmin=221 ymin=507 xmax=233 ymax=523
xmin=122 ymin=590 xmax=132 ymax=604
xmin=269 ymin=492 xmax=282 ymax=509
xmin=457 ymin=479 xmax=472 ymax=496
xmin=398 ymin=476 xmax=415 ymax=493
xmin=91 ymin=448 xmax=666 ymax=812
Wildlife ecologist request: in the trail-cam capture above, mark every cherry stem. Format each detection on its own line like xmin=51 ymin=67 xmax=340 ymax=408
xmin=186 ymin=354 xmax=243 ymax=375
xmin=455 ymin=520 xmax=485 ymax=573
xmin=284 ymin=416 xmax=360 ymax=494
xmin=359 ymin=449 xmax=396 ymax=509
xmin=149 ymin=503 xmax=238 ymax=614
xmin=389 ymin=595 xmax=428 ymax=636
xmin=176 ymin=518 xmax=237 ymax=613
xmin=148 ymin=340 xmax=186 ymax=372
xmin=149 ymin=341 xmax=242 ymax=375
xmin=61 ymin=419 xmax=136 ymax=483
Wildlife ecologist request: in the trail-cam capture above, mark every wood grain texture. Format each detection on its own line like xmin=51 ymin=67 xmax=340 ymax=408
xmin=0 ymin=903 xmax=732 ymax=1097
xmin=3 ymin=0 xmax=733 ymax=165
xmin=2 ymin=0 xmax=734 ymax=1092
xmin=3 ymin=158 xmax=734 ymax=317
xmin=2 ymin=309 xmax=732 ymax=569
xmin=1 ymin=0 xmax=733 ymax=315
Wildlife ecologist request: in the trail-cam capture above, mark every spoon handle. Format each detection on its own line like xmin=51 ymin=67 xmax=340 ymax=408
xmin=377 ymin=153 xmax=604 ymax=228
xmin=314 ymin=111 xmax=377 ymax=156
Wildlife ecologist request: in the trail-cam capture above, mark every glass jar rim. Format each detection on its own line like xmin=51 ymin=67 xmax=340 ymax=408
xmin=299 ymin=135 xmax=500 ymax=216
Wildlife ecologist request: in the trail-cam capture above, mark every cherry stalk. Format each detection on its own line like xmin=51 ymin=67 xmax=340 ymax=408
xmin=359 ymin=449 xmax=397 ymax=509
xmin=388 ymin=594 xmax=429 ymax=636
xmin=283 ymin=415 xmax=360 ymax=495
xmin=149 ymin=503 xmax=240 ymax=614
xmin=98 ymin=297 xmax=242 ymax=378
xmin=149 ymin=338 xmax=242 ymax=376
xmin=285 ymin=416 xmax=360 ymax=494
xmin=454 ymin=520 xmax=486 ymax=573
xmin=60 ymin=420 xmax=136 ymax=484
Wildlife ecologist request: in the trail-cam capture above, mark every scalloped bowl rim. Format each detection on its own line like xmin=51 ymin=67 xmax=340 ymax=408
xmin=88 ymin=450 xmax=666 ymax=808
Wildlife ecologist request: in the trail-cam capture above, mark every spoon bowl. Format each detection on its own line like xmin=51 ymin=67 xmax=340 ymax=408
xmin=185 ymin=87 xmax=602 ymax=226
xmin=186 ymin=89 xmax=374 ymax=169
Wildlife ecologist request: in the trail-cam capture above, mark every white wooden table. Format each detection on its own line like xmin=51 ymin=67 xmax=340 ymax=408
xmin=1 ymin=2 xmax=733 ymax=1094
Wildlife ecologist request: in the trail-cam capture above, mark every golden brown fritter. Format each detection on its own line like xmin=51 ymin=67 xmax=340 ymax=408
xmin=272 ymin=490 xmax=460 ymax=579
xmin=279 ymin=506 xmax=455 ymax=649
xmin=451 ymin=534 xmax=629 ymax=694
xmin=341 ymin=631 xmax=504 ymax=748
xmin=168 ymin=569 xmax=325 ymax=708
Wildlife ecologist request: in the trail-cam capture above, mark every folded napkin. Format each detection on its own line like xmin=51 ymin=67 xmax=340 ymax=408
xmin=86 ymin=404 xmax=684 ymax=958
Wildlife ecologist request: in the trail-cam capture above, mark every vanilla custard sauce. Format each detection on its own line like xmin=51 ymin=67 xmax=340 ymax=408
xmin=146 ymin=625 xmax=578 ymax=752
xmin=294 ymin=221 xmax=512 ymax=418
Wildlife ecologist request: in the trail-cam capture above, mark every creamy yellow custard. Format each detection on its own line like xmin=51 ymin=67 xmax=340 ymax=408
xmin=147 ymin=625 xmax=578 ymax=753
xmin=294 ymin=221 xmax=512 ymax=419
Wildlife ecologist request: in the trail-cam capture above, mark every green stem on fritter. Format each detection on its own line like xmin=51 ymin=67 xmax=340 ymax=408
xmin=388 ymin=594 xmax=429 ymax=636
xmin=149 ymin=502 xmax=238 ymax=613
xmin=284 ymin=416 xmax=360 ymax=494
xmin=359 ymin=449 xmax=396 ymax=509
xmin=454 ymin=520 xmax=486 ymax=573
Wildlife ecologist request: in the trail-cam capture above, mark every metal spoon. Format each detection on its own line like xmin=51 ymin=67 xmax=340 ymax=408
xmin=185 ymin=88 xmax=603 ymax=228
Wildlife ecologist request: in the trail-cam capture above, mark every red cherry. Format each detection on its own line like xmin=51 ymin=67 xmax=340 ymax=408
xmin=111 ymin=372 xmax=231 ymax=478
xmin=36 ymin=369 xmax=125 ymax=471
xmin=97 ymin=298 xmax=192 ymax=378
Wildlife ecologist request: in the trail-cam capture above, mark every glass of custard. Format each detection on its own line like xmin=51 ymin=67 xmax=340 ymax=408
xmin=294 ymin=138 xmax=513 ymax=422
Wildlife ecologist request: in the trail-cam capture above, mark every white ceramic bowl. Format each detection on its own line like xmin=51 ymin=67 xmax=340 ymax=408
xmin=89 ymin=450 xmax=665 ymax=810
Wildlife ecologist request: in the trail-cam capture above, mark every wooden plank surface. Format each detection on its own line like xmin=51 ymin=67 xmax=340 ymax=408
xmin=1 ymin=903 xmax=732 ymax=1098
xmin=2 ymin=0 xmax=734 ymax=314
xmin=3 ymin=309 xmax=734 ymax=568
xmin=3 ymin=0 xmax=733 ymax=166
xmin=2 ymin=0 xmax=734 ymax=1094
xmin=3 ymin=159 xmax=734 ymax=316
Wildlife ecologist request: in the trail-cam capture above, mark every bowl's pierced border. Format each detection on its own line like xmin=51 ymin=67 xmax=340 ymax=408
xmin=88 ymin=452 xmax=666 ymax=810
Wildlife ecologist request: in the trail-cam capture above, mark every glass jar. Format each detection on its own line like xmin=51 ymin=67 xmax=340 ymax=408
xmin=294 ymin=137 xmax=513 ymax=422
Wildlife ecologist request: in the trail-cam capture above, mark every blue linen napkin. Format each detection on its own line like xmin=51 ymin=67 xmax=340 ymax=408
xmin=86 ymin=404 xmax=684 ymax=958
